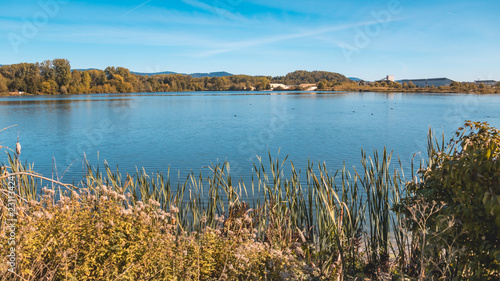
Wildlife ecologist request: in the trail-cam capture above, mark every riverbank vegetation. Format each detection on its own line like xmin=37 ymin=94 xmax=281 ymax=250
xmin=1 ymin=121 xmax=499 ymax=280
xmin=322 ymin=80 xmax=500 ymax=94
xmin=1 ymin=59 xmax=498 ymax=96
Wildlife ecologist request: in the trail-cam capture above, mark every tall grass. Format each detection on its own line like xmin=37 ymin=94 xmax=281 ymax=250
xmin=2 ymin=146 xmax=418 ymax=280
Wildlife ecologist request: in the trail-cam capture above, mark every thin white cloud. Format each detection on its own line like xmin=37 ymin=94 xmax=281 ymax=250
xmin=121 ymin=0 xmax=153 ymax=17
xmin=195 ymin=18 xmax=400 ymax=57
xmin=180 ymin=0 xmax=248 ymax=23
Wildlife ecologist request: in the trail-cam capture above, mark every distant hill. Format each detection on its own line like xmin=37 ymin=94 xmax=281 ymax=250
xmin=131 ymin=71 xmax=178 ymax=76
xmin=190 ymin=71 xmax=233 ymax=78
xmin=131 ymin=71 xmax=233 ymax=78
xmin=74 ymin=68 xmax=100 ymax=71
xmin=348 ymin=77 xmax=363 ymax=82
xmin=272 ymin=70 xmax=349 ymax=85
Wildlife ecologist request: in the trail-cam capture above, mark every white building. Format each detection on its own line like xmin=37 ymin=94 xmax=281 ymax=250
xmin=377 ymin=75 xmax=395 ymax=82
xmin=398 ymin=78 xmax=453 ymax=87
xmin=270 ymin=83 xmax=291 ymax=90
xmin=475 ymin=80 xmax=497 ymax=86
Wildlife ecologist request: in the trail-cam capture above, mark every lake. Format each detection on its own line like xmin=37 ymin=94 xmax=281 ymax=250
xmin=1 ymin=91 xmax=499 ymax=186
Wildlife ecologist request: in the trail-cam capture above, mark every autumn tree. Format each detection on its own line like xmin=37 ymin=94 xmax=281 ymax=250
xmin=53 ymin=59 xmax=71 ymax=89
xmin=0 ymin=73 xmax=8 ymax=93
xmin=40 ymin=60 xmax=55 ymax=81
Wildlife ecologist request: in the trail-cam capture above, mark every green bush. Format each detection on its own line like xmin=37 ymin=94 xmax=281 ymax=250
xmin=405 ymin=121 xmax=500 ymax=279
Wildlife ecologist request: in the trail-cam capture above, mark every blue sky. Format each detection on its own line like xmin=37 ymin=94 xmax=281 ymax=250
xmin=0 ymin=0 xmax=499 ymax=81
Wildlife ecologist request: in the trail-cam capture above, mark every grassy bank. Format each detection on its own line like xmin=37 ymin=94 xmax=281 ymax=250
xmin=1 ymin=122 xmax=499 ymax=280
xmin=323 ymin=83 xmax=500 ymax=94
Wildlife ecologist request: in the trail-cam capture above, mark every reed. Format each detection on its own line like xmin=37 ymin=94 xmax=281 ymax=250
xmin=1 ymin=149 xmax=406 ymax=280
xmin=4 ymin=121 xmax=494 ymax=280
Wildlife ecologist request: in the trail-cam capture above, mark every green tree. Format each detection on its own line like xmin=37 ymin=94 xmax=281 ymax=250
xmin=53 ymin=59 xmax=71 ymax=89
xmin=403 ymin=121 xmax=500 ymax=279
xmin=41 ymin=79 xmax=58 ymax=95
xmin=0 ymin=73 xmax=8 ymax=93
xmin=82 ymin=71 xmax=91 ymax=93
xmin=40 ymin=60 xmax=55 ymax=80
xmin=9 ymin=78 xmax=26 ymax=92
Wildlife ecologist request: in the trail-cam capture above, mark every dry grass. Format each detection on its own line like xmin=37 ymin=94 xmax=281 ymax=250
xmin=2 ymin=123 xmax=498 ymax=280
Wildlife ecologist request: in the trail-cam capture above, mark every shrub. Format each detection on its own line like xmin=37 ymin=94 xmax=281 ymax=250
xmin=404 ymin=121 xmax=500 ymax=279
xmin=0 ymin=184 xmax=314 ymax=280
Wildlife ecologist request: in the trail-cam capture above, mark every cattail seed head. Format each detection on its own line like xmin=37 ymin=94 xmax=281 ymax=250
xmin=16 ymin=141 xmax=21 ymax=155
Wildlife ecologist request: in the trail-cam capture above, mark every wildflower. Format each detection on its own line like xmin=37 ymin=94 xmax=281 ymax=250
xmin=201 ymin=215 xmax=207 ymax=224
xmin=44 ymin=212 xmax=54 ymax=220
xmin=121 ymin=209 xmax=132 ymax=215
xmin=215 ymin=214 xmax=225 ymax=223
xmin=101 ymin=195 xmax=109 ymax=201
xmin=108 ymin=190 xmax=118 ymax=200
xmin=33 ymin=211 xmax=43 ymax=218
xmin=71 ymin=190 xmax=80 ymax=199
xmin=28 ymin=200 xmax=40 ymax=206
xmin=117 ymin=194 xmax=126 ymax=201
xmin=243 ymin=214 xmax=252 ymax=224
xmin=149 ymin=198 xmax=161 ymax=207
xmin=41 ymin=187 xmax=55 ymax=196
xmin=136 ymin=201 xmax=144 ymax=208
xmin=169 ymin=205 xmax=179 ymax=214
xmin=58 ymin=196 xmax=70 ymax=205
xmin=295 ymin=247 xmax=304 ymax=256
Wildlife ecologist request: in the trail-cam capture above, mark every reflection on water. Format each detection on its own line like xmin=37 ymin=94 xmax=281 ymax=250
xmin=1 ymin=91 xmax=499 ymax=187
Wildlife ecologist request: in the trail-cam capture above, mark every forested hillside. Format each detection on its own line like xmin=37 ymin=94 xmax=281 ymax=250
xmin=271 ymin=70 xmax=349 ymax=85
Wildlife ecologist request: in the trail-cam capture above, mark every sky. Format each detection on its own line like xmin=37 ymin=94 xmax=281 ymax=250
xmin=0 ymin=0 xmax=499 ymax=81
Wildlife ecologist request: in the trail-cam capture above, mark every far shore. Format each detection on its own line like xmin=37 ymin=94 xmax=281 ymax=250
xmin=1 ymin=87 xmax=499 ymax=97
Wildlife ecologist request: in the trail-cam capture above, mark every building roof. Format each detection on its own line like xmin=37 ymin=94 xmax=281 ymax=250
xmin=399 ymin=77 xmax=452 ymax=82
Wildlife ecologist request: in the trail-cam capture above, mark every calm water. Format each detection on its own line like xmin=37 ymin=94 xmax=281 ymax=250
xmin=1 ymin=91 xmax=499 ymax=185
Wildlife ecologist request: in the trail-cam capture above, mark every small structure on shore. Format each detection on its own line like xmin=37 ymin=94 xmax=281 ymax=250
xmin=398 ymin=77 xmax=453 ymax=87
xmin=376 ymin=75 xmax=395 ymax=82
xmin=270 ymin=83 xmax=291 ymax=90
xmin=474 ymin=80 xmax=497 ymax=86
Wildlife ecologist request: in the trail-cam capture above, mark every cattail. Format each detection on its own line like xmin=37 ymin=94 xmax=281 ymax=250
xmin=16 ymin=140 xmax=21 ymax=156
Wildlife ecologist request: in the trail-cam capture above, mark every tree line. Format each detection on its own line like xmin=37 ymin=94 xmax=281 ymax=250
xmin=1 ymin=59 xmax=498 ymax=95
xmin=0 ymin=59 xmax=350 ymax=95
